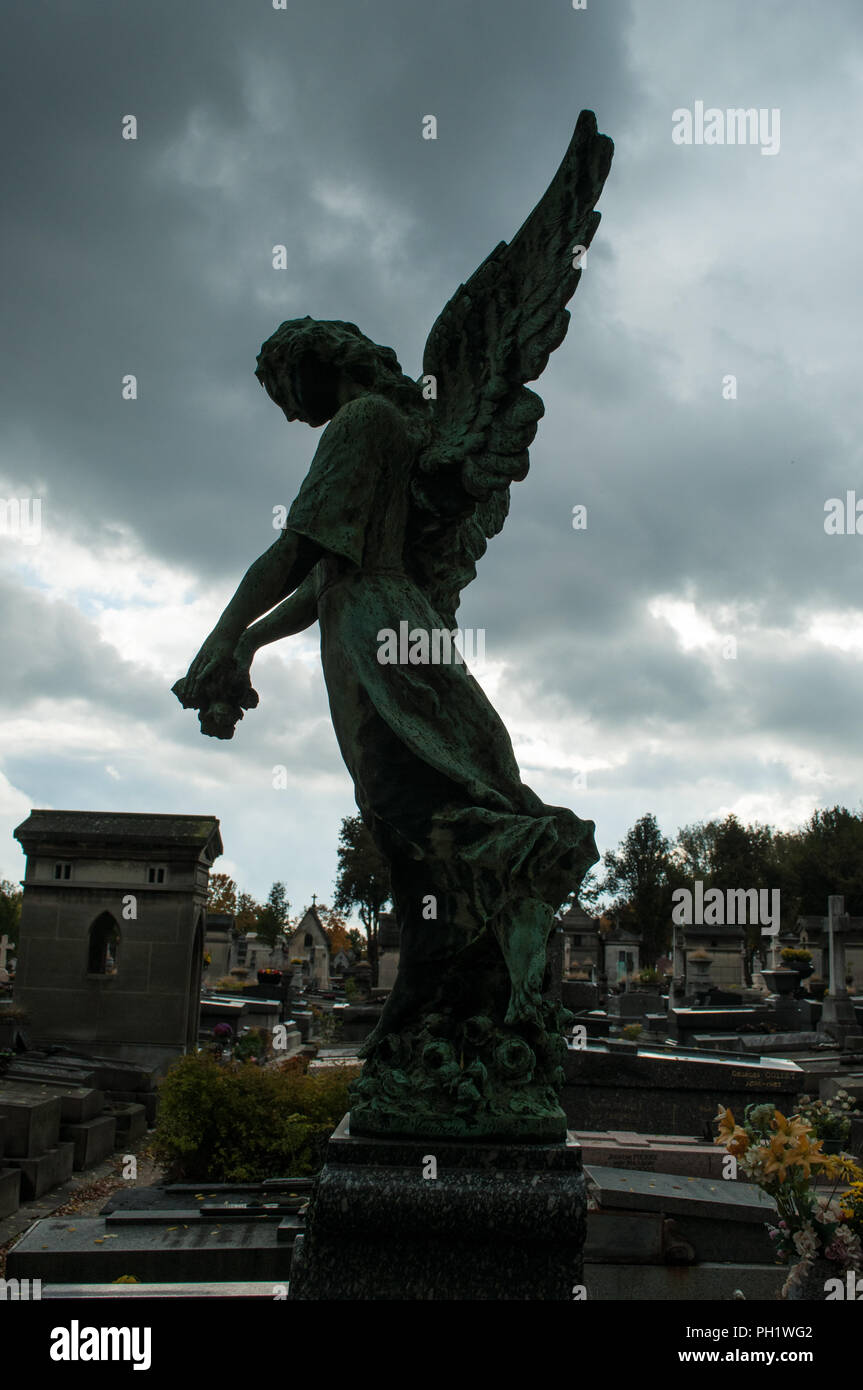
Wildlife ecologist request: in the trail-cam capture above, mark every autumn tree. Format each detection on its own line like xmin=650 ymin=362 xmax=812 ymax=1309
xmin=207 ymin=872 xmax=237 ymax=914
xmin=313 ymin=903 xmax=351 ymax=955
xmin=0 ymin=879 xmax=22 ymax=950
xmin=235 ymin=891 xmax=260 ymax=934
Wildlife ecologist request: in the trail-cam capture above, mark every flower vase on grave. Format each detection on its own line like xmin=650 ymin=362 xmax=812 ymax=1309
xmin=781 ymin=1257 xmax=836 ymax=1301
xmin=758 ymin=969 xmax=798 ymax=998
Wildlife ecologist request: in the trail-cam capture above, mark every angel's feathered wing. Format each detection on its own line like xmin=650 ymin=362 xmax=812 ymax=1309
xmin=409 ymin=110 xmax=613 ymax=628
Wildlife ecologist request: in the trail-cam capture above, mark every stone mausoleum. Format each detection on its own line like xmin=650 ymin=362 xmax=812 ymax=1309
xmin=13 ymin=810 xmax=222 ymax=1071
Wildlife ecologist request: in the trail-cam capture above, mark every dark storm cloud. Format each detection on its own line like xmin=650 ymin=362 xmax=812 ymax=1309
xmin=0 ymin=0 xmax=633 ymax=574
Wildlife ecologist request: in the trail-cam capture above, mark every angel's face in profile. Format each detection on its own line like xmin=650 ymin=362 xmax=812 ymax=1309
xmin=276 ymin=371 xmax=303 ymax=423
xmin=268 ymin=356 xmax=346 ymax=429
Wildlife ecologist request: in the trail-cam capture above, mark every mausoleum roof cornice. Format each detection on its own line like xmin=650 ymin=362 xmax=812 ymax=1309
xmin=14 ymin=809 xmax=223 ymax=860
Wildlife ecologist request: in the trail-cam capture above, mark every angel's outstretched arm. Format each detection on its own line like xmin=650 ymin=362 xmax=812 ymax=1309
xmin=238 ymin=570 xmax=319 ymax=657
xmin=173 ymin=527 xmax=319 ymax=717
xmin=214 ymin=527 xmax=320 ymax=643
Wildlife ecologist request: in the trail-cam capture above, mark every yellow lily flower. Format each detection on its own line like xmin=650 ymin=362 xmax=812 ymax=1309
xmin=715 ymin=1106 xmax=749 ymax=1155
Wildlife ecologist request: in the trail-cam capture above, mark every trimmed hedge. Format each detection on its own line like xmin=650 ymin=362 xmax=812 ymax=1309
xmin=153 ymin=1053 xmax=359 ymax=1182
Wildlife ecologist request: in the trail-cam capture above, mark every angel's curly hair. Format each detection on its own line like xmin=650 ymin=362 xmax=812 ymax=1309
xmin=254 ymin=317 xmax=426 ymax=417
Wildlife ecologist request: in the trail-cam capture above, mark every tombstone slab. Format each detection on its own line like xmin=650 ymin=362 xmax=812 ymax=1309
xmin=4 ymin=1060 xmax=99 ymax=1088
xmin=584 ymin=1262 xmax=785 ymax=1301
xmin=0 ymin=1079 xmax=105 ymax=1124
xmin=0 ymin=1092 xmax=61 ymax=1157
xmin=570 ymin=1131 xmax=726 ymax=1179
xmin=7 ymin=1140 xmax=75 ymax=1199
xmin=6 ymin=1215 xmax=294 ymax=1284
xmin=562 ymin=1045 xmax=802 ymax=1138
xmin=585 ymin=1164 xmax=777 ymax=1263
xmin=106 ymin=1090 xmax=158 ymax=1125
xmin=0 ymin=1167 xmax=21 ymax=1219
xmin=108 ymin=1102 xmax=148 ymax=1144
xmin=60 ymin=1115 xmax=117 ymax=1169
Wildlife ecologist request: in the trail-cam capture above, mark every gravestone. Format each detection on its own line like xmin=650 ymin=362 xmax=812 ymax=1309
xmin=562 ymin=1044 xmax=802 ymax=1137
xmin=561 ymin=980 xmax=598 ymax=1012
xmin=585 ymin=1164 xmax=778 ymax=1264
xmin=7 ymin=1215 xmax=294 ymax=1285
xmin=607 ymin=990 xmax=663 ymax=1019
xmin=667 ymin=1003 xmax=771 ymax=1045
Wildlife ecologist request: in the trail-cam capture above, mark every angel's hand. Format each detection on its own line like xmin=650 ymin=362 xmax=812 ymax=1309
xmin=172 ymin=632 xmax=259 ymax=740
xmin=172 ymin=631 xmax=238 ymax=709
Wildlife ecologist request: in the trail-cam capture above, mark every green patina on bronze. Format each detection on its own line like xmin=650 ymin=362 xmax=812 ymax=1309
xmin=173 ymin=112 xmax=614 ymax=1141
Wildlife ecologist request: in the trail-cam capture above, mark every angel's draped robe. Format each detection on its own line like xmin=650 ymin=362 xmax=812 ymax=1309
xmin=284 ymin=392 xmax=598 ymax=1003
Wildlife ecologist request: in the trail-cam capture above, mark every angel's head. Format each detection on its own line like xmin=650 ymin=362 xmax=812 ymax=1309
xmin=255 ymin=317 xmax=425 ymax=427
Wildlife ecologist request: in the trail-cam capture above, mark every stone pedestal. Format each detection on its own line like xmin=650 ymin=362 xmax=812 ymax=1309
xmin=289 ymin=1115 xmax=587 ymax=1300
xmin=818 ymin=994 xmax=863 ymax=1048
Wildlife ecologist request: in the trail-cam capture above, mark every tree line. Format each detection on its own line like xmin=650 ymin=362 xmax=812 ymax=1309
xmin=577 ymin=805 xmax=863 ymax=967
xmin=5 ymin=804 xmax=860 ymax=982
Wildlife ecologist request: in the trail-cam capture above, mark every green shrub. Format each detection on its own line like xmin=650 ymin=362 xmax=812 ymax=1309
xmin=317 ymin=1011 xmax=343 ymax=1045
xmin=621 ymin=1023 xmax=643 ymax=1041
xmin=636 ymin=967 xmax=660 ymax=986
xmin=153 ymin=1053 xmax=360 ymax=1182
xmin=234 ymin=1028 xmax=266 ymax=1062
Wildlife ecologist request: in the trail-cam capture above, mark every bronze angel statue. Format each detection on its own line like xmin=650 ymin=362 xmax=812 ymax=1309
xmin=174 ymin=112 xmax=613 ymax=1139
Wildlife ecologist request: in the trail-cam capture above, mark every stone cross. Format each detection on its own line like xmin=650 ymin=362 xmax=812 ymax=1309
xmin=826 ymin=895 xmax=850 ymax=996
xmin=818 ymin=894 xmax=861 ymax=1046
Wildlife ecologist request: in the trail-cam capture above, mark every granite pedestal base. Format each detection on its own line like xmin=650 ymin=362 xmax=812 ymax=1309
xmin=818 ymin=994 xmax=863 ymax=1048
xmin=289 ymin=1114 xmax=586 ymax=1300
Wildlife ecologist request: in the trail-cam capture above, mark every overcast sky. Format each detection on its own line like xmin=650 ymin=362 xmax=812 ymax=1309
xmin=2 ymin=0 xmax=862 ymax=914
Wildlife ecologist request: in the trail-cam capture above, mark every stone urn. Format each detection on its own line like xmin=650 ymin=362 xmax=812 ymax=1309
xmin=781 ymin=958 xmax=814 ymax=997
xmin=760 ymin=969 xmax=799 ymax=998
xmin=783 ymin=959 xmax=814 ymax=981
